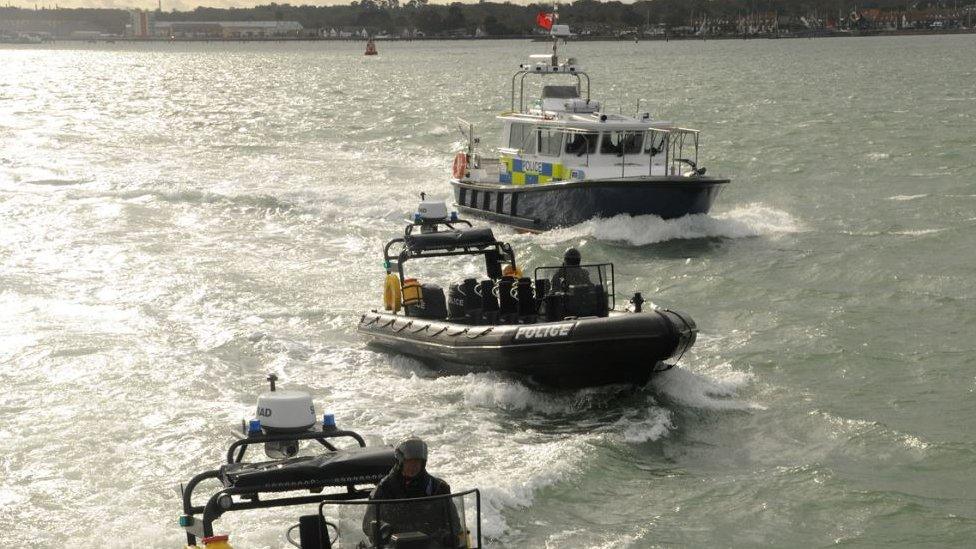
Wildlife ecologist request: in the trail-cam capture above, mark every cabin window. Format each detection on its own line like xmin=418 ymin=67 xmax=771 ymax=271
xmin=564 ymin=132 xmax=598 ymax=156
xmin=509 ymin=123 xmax=535 ymax=153
xmin=600 ymin=131 xmax=644 ymax=156
xmin=645 ymin=131 xmax=666 ymax=156
xmin=537 ymin=129 xmax=563 ymax=157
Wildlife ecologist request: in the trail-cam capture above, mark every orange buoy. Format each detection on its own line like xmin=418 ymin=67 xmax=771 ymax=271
xmin=364 ymin=39 xmax=378 ymax=56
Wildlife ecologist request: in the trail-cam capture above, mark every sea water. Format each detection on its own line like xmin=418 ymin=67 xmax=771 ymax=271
xmin=1 ymin=36 xmax=975 ymax=547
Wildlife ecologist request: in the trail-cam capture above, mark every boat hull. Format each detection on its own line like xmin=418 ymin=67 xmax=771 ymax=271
xmin=450 ymin=177 xmax=728 ymax=231
xmin=358 ymin=309 xmax=697 ymax=388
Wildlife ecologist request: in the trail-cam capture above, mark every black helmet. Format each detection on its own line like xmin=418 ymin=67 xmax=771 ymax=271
xmin=563 ymin=248 xmax=581 ymax=266
xmin=394 ymin=437 xmax=428 ymax=465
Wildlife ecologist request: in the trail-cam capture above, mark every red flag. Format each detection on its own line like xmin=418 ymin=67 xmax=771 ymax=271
xmin=536 ymin=12 xmax=554 ymax=31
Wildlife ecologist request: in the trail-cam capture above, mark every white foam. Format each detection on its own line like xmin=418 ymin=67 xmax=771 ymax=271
xmin=891 ymin=228 xmax=944 ymax=236
xmin=531 ymin=204 xmax=799 ymax=246
xmin=888 ymin=194 xmax=928 ymax=201
xmin=463 ymin=376 xmax=568 ymax=413
xmin=544 ymin=526 xmax=650 ymax=549
xmin=616 ymin=407 xmax=674 ymax=443
xmin=461 ymin=375 xmax=631 ymax=415
xmin=651 ymin=365 xmax=765 ymax=411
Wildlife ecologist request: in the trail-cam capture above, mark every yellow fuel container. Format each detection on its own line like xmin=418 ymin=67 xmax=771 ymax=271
xmin=401 ymin=278 xmax=422 ymax=306
xmin=201 ymin=535 xmax=233 ymax=549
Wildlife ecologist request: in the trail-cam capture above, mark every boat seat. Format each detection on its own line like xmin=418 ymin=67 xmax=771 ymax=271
xmin=405 ymin=228 xmax=496 ymax=252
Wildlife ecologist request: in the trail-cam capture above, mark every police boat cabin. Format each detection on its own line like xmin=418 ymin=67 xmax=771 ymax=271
xmin=450 ymin=45 xmax=730 ymax=232
xmin=357 ymin=198 xmax=698 ymax=388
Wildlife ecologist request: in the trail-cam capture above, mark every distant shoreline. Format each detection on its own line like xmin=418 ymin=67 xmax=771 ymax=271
xmin=6 ymin=27 xmax=976 ymax=44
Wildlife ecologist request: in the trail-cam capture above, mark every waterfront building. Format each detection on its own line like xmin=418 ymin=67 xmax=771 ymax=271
xmin=152 ymin=20 xmax=303 ymax=39
xmin=128 ymin=9 xmax=155 ymax=38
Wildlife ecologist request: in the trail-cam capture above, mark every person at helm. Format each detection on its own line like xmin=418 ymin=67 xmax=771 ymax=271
xmin=551 ymin=247 xmax=592 ymax=290
xmin=362 ymin=437 xmax=461 ymax=547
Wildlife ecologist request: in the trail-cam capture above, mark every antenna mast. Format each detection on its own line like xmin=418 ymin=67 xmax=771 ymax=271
xmin=551 ymin=1 xmax=559 ymax=65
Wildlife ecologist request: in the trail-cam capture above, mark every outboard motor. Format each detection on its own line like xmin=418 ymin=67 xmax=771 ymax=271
xmin=497 ymin=276 xmax=518 ymax=323
xmin=515 ymin=277 xmax=537 ymax=323
xmin=479 ymin=279 xmax=499 ymax=325
xmin=461 ymin=278 xmax=482 ymax=323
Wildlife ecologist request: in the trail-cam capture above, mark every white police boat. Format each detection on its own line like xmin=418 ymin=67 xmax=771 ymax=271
xmin=449 ymin=25 xmax=730 ymax=232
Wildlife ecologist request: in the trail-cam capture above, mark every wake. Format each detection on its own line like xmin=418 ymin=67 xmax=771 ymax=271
xmin=533 ymin=203 xmax=800 ymax=246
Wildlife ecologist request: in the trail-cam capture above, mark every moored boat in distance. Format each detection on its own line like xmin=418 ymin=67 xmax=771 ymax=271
xmin=449 ymin=26 xmax=729 ymax=232
xmin=358 ymin=198 xmax=698 ymax=388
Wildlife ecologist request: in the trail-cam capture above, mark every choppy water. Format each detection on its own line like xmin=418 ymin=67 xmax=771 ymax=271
xmin=1 ymin=36 xmax=975 ymax=547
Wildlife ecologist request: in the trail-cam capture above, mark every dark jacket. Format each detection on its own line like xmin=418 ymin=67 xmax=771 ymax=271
xmin=551 ymin=264 xmax=592 ymax=290
xmin=372 ymin=469 xmax=451 ymax=499
xmin=362 ymin=468 xmax=462 ymax=547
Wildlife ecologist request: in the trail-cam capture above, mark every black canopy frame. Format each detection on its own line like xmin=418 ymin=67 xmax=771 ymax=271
xmin=180 ymin=426 xmax=374 ymax=545
xmin=383 ymin=218 xmax=518 ymax=288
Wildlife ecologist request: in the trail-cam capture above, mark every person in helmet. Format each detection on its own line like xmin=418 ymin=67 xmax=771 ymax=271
xmin=362 ymin=437 xmax=462 ymax=547
xmin=551 ymin=247 xmax=592 ymax=291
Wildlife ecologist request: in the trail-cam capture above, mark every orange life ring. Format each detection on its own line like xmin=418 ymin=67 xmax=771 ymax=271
xmin=452 ymin=152 xmax=468 ymax=180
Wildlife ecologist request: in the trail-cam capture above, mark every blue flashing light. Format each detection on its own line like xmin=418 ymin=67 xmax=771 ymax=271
xmin=450 ymin=211 xmax=458 ymax=221
xmin=179 ymin=515 xmax=194 ymax=527
xmin=322 ymin=413 xmax=336 ymax=428
xmin=248 ymin=419 xmax=262 ymax=435
xmin=413 ymin=212 xmax=422 ymax=223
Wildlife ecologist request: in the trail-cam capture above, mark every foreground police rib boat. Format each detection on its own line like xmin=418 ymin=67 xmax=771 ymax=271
xmin=449 ymin=25 xmax=730 ymax=232
xmin=357 ymin=199 xmax=697 ymax=388
xmin=179 ymin=375 xmax=482 ymax=549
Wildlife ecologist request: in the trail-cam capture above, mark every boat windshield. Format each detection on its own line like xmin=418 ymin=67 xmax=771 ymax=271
xmin=565 ymin=131 xmax=598 ymax=156
xmin=600 ymin=131 xmax=644 ymax=156
xmin=319 ymin=489 xmax=482 ymax=549
xmin=534 ymin=263 xmax=615 ymax=314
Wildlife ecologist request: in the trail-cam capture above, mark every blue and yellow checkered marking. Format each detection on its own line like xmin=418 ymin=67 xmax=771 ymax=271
xmin=500 ymin=157 xmax=574 ymax=185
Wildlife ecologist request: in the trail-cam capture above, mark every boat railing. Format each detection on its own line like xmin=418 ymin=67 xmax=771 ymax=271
xmin=456 ymin=117 xmax=477 ymax=159
xmin=491 ymin=125 xmax=703 ymax=181
xmin=666 ymin=128 xmax=701 ymax=176
xmin=511 ymin=66 xmax=590 ymax=114
xmin=601 ymin=127 xmax=701 ymax=178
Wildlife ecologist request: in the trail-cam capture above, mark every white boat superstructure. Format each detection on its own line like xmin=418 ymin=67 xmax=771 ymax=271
xmin=459 ymin=54 xmax=706 ymax=186
xmin=448 ymin=24 xmax=729 ymax=231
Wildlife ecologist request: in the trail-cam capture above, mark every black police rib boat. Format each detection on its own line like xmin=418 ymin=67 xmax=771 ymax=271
xmin=358 ymin=199 xmax=697 ymax=388
xmin=180 ymin=375 xmax=483 ymax=549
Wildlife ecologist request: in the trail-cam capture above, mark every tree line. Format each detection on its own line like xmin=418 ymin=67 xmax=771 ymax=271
xmin=2 ymin=1 xmax=973 ymax=37
xmin=158 ymin=1 xmax=976 ymax=35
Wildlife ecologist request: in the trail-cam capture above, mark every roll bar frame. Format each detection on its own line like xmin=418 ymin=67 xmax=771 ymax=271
xmin=511 ymin=69 xmax=591 ymax=113
xmin=383 ymin=218 xmax=518 ymax=292
xmin=180 ymin=426 xmax=372 ymax=545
